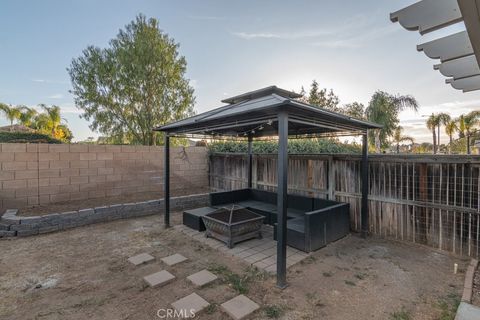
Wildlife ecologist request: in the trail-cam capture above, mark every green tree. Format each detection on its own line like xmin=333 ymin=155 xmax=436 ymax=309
xmin=436 ymin=112 xmax=451 ymax=151
xmin=444 ymin=120 xmax=457 ymax=154
xmin=68 ymin=14 xmax=195 ymax=145
xmin=426 ymin=114 xmax=439 ymax=154
xmin=302 ymin=80 xmax=340 ymax=112
xmin=365 ymin=91 xmax=418 ymax=153
xmin=0 ymin=103 xmax=22 ymax=129
xmin=391 ymin=126 xmax=414 ymax=153
xmin=32 ymin=105 xmax=72 ymax=142
xmin=34 ymin=105 xmax=62 ymax=136
xmin=343 ymin=102 xmax=366 ymax=120
xmin=463 ymin=110 xmax=480 ymax=154
xmin=18 ymin=106 xmax=37 ymax=127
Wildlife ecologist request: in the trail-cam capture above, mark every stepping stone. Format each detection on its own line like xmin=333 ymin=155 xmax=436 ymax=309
xmin=143 ymin=270 xmax=175 ymax=287
xmin=221 ymin=294 xmax=260 ymax=320
xmin=161 ymin=253 xmax=188 ymax=266
xmin=171 ymin=293 xmax=209 ymax=316
xmin=128 ymin=253 xmax=154 ymax=266
xmin=187 ymin=269 xmax=218 ymax=287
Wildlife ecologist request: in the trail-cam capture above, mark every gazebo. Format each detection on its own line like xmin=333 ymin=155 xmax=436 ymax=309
xmin=154 ymin=86 xmax=381 ymax=287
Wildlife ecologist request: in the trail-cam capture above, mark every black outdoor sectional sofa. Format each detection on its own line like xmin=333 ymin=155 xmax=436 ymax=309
xmin=183 ymin=188 xmax=350 ymax=253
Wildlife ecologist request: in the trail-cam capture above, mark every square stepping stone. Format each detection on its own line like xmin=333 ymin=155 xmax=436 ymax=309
xmin=171 ymin=293 xmax=209 ymax=316
xmin=143 ymin=270 xmax=175 ymax=287
xmin=187 ymin=269 xmax=218 ymax=287
xmin=161 ymin=253 xmax=188 ymax=266
xmin=221 ymin=294 xmax=260 ymax=320
xmin=128 ymin=253 xmax=154 ymax=266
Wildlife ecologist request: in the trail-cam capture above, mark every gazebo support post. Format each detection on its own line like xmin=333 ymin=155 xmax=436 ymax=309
xmin=361 ymin=132 xmax=369 ymax=238
xmin=164 ymin=133 xmax=170 ymax=228
xmin=247 ymin=135 xmax=253 ymax=188
xmin=276 ymin=111 xmax=288 ymax=288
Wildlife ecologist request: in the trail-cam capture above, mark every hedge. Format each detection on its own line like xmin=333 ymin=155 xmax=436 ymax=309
xmin=207 ymin=139 xmax=361 ymax=154
xmin=0 ymin=132 xmax=63 ymax=144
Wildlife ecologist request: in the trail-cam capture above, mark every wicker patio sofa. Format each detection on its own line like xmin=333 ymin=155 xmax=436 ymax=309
xmin=183 ymin=188 xmax=350 ymax=252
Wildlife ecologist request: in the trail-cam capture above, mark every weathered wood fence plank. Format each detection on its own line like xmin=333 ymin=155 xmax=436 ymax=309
xmin=210 ymin=153 xmax=480 ymax=257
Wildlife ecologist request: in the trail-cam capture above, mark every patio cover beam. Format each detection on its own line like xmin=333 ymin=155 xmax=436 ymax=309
xmin=361 ymin=133 xmax=369 ymax=238
xmin=391 ymin=0 xmax=480 ymax=92
xmin=164 ymin=134 xmax=170 ymax=228
xmin=247 ymin=135 xmax=253 ymax=189
xmin=276 ymin=111 xmax=288 ymax=289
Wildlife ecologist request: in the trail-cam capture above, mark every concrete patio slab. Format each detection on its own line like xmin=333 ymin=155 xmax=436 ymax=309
xmin=455 ymin=302 xmax=480 ymax=320
xmin=161 ymin=253 xmax=188 ymax=266
xmin=174 ymin=224 xmax=310 ymax=273
xmin=143 ymin=270 xmax=175 ymax=288
xmin=128 ymin=253 xmax=154 ymax=266
xmin=171 ymin=293 xmax=210 ymax=317
xmin=187 ymin=269 xmax=218 ymax=287
xmin=221 ymin=294 xmax=260 ymax=320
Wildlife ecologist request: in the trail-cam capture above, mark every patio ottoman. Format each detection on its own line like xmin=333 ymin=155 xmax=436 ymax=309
xmin=183 ymin=207 xmax=218 ymax=231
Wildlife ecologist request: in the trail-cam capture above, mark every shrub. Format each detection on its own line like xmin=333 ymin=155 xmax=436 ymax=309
xmin=0 ymin=131 xmax=63 ymax=144
xmin=207 ymin=138 xmax=361 ymax=154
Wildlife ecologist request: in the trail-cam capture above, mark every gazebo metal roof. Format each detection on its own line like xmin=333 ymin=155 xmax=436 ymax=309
xmin=158 ymin=86 xmax=377 ymax=289
xmin=155 ymin=86 xmax=381 ymax=138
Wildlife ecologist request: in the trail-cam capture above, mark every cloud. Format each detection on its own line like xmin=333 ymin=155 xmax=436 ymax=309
xmin=28 ymin=103 xmax=81 ymax=115
xmin=422 ymin=99 xmax=480 ymax=113
xmin=311 ymin=24 xmax=399 ymax=49
xmin=47 ymin=94 xmax=63 ymax=99
xmin=232 ymin=29 xmax=334 ymax=40
xmin=231 ymin=14 xmax=370 ymax=40
xmin=188 ymin=15 xmax=226 ymax=21
xmin=232 ymin=13 xmax=399 ymax=49
xmin=31 ymin=79 xmax=68 ymax=85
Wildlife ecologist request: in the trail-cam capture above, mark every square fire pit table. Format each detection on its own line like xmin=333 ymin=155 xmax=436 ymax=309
xmin=202 ymin=206 xmax=264 ymax=248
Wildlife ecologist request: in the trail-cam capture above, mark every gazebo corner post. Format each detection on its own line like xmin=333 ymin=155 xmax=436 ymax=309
xmin=361 ymin=132 xmax=369 ymax=238
xmin=276 ymin=111 xmax=288 ymax=289
xmin=164 ymin=133 xmax=170 ymax=229
xmin=247 ymin=134 xmax=253 ymax=189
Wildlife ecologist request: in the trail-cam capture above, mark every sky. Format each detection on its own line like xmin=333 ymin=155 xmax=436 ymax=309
xmin=0 ymin=0 xmax=479 ymax=143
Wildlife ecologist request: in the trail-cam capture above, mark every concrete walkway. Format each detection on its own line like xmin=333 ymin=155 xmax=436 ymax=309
xmin=174 ymin=224 xmax=309 ymax=273
xmin=455 ymin=302 xmax=480 ymax=320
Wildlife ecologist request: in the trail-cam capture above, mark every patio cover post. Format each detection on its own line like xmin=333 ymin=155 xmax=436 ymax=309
xmin=361 ymin=132 xmax=369 ymax=238
xmin=276 ymin=111 xmax=288 ymax=288
xmin=164 ymin=134 xmax=170 ymax=228
xmin=247 ymin=135 xmax=253 ymax=188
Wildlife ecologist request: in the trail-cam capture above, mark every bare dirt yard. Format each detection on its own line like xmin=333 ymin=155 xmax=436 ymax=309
xmin=0 ymin=212 xmax=467 ymax=320
xmin=472 ymin=265 xmax=480 ymax=307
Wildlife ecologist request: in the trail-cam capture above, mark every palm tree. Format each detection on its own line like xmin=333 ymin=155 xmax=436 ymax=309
xmin=436 ymin=113 xmax=451 ymax=151
xmin=18 ymin=106 xmax=37 ymax=127
xmin=365 ymin=91 xmax=418 ymax=153
xmin=458 ymin=115 xmax=466 ymax=138
xmin=426 ymin=114 xmax=439 ymax=154
xmin=464 ymin=111 xmax=480 ymax=154
xmin=444 ymin=120 xmax=457 ymax=154
xmin=34 ymin=104 xmax=64 ymax=138
xmin=392 ymin=126 xmax=414 ymax=153
xmin=0 ymin=103 xmax=22 ymax=130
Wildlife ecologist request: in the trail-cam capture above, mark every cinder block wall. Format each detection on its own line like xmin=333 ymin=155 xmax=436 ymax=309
xmin=0 ymin=143 xmax=208 ymax=210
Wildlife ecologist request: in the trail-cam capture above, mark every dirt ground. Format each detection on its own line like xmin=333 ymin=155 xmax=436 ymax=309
xmin=18 ymin=189 xmax=208 ymax=216
xmin=472 ymin=265 xmax=480 ymax=306
xmin=0 ymin=213 xmax=467 ymax=320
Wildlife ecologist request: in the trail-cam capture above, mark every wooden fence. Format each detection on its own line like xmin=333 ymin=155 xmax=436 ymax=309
xmin=209 ymin=153 xmax=480 ymax=257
